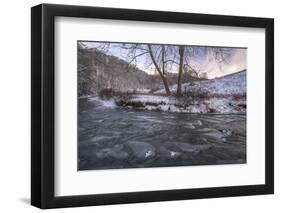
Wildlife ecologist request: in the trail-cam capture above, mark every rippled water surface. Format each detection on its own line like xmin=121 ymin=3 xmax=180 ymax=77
xmin=78 ymin=97 xmax=246 ymax=170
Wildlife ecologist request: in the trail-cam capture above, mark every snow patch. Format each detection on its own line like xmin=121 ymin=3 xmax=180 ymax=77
xmin=130 ymin=95 xmax=178 ymax=105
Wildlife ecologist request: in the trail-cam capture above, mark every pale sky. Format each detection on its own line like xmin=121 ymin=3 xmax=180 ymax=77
xmin=81 ymin=41 xmax=247 ymax=79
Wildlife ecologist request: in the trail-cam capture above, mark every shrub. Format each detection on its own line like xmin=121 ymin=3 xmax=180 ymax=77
xmin=98 ymin=88 xmax=113 ymax=99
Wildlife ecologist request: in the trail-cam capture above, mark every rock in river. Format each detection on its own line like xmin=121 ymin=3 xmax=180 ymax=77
xmin=197 ymin=128 xmax=226 ymax=142
xmin=96 ymin=144 xmax=129 ymax=160
xmin=193 ymin=120 xmax=203 ymax=126
xmin=184 ymin=123 xmax=195 ymax=129
xmin=126 ymin=141 xmax=156 ymax=161
xmin=175 ymin=143 xmax=212 ymax=155
xmin=158 ymin=146 xmax=181 ymax=159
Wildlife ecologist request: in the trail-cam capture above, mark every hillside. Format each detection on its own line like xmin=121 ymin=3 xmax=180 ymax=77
xmin=154 ymin=70 xmax=246 ymax=96
xmin=78 ymin=48 xmax=160 ymax=97
xmin=78 ymin=48 xmax=202 ymax=97
xmin=183 ymin=70 xmax=246 ymax=96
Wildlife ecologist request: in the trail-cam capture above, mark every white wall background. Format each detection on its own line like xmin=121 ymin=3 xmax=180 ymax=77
xmin=0 ymin=0 xmax=279 ymax=212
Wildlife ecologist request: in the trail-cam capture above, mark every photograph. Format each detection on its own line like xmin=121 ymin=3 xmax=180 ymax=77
xmin=30 ymin=3 xmax=274 ymax=209
xmin=78 ymin=41 xmax=247 ymax=170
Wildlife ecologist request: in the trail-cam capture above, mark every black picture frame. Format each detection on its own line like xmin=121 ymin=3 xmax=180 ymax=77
xmin=31 ymin=3 xmax=274 ymax=209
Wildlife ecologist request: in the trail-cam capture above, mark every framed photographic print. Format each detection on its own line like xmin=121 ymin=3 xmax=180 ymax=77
xmin=31 ymin=3 xmax=274 ymax=209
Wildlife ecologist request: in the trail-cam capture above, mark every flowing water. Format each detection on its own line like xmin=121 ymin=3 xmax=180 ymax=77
xmin=78 ymin=97 xmax=246 ymax=170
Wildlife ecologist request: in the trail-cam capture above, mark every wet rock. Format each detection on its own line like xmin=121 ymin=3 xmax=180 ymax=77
xmin=220 ymin=129 xmax=232 ymax=136
xmin=215 ymin=120 xmax=246 ymax=137
xmin=185 ymin=123 xmax=195 ymax=129
xmin=126 ymin=141 xmax=156 ymax=161
xmin=197 ymin=128 xmax=226 ymax=142
xmin=203 ymin=131 xmax=226 ymax=142
xmin=214 ymin=125 xmax=233 ymax=137
xmin=158 ymin=146 xmax=181 ymax=159
xmin=193 ymin=120 xmax=203 ymax=126
xmin=95 ymin=144 xmax=129 ymax=159
xmin=170 ymin=151 xmax=180 ymax=157
xmin=175 ymin=143 xmax=212 ymax=154
xmin=197 ymin=128 xmax=214 ymax=132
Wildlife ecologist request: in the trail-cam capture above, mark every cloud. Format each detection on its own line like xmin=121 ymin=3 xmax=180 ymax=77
xmin=195 ymin=49 xmax=247 ymax=79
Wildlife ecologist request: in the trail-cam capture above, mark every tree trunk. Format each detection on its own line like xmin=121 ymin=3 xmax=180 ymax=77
xmin=176 ymin=46 xmax=185 ymax=96
xmin=148 ymin=45 xmax=171 ymax=96
xmin=161 ymin=45 xmax=165 ymax=75
xmin=161 ymin=75 xmax=171 ymax=96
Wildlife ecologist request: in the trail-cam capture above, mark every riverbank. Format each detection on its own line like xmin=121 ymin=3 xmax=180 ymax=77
xmin=114 ymin=94 xmax=246 ymax=114
xmin=81 ymin=70 xmax=246 ymax=114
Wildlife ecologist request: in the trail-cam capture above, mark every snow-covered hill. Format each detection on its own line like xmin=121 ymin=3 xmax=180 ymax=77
xmin=155 ymin=70 xmax=246 ymax=96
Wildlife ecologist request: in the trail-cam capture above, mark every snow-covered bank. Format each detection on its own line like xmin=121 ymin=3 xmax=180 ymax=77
xmin=116 ymin=94 xmax=246 ymax=114
xmin=81 ymin=71 xmax=246 ymax=114
xmin=115 ymin=71 xmax=246 ymax=114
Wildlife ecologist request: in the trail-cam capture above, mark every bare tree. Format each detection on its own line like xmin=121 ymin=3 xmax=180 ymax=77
xmin=117 ymin=43 xmax=173 ymax=96
xmin=176 ymin=46 xmax=185 ymax=96
xmin=82 ymin=41 xmax=234 ymax=97
xmin=147 ymin=44 xmax=171 ymax=96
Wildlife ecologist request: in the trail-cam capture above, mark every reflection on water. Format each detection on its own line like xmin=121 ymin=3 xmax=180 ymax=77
xmin=78 ymin=97 xmax=246 ymax=170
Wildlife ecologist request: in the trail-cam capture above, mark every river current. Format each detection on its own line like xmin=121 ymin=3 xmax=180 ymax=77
xmin=78 ymin=97 xmax=246 ymax=170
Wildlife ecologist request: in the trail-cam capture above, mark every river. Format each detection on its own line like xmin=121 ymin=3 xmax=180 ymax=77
xmin=78 ymin=97 xmax=246 ymax=170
